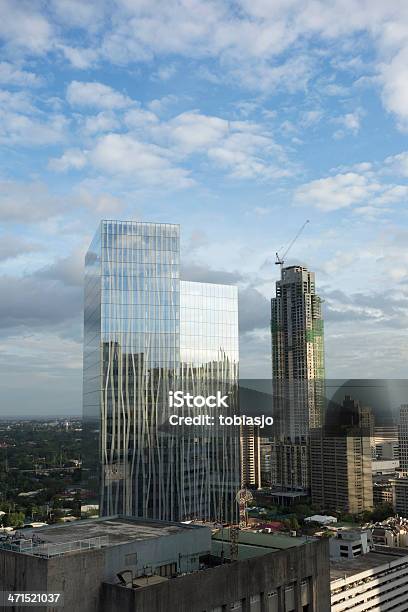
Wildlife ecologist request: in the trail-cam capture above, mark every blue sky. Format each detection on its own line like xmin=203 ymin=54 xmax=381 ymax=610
xmin=0 ymin=0 xmax=407 ymax=414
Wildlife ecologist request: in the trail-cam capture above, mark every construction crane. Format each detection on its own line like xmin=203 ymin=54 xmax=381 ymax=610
xmin=275 ymin=220 xmax=310 ymax=270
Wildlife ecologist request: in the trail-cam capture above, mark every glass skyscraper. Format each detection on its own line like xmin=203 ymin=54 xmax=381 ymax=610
xmin=83 ymin=220 xmax=239 ymax=523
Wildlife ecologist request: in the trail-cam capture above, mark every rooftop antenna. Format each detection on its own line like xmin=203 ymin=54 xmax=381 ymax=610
xmin=275 ymin=220 xmax=310 ymax=271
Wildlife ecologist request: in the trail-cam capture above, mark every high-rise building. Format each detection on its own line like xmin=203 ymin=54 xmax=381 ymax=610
xmin=389 ymin=405 xmax=408 ymax=517
xmin=269 ymin=265 xmax=325 ymax=492
xmin=399 ymin=405 xmax=408 ymax=473
xmin=310 ymin=396 xmax=373 ymax=514
xmin=83 ymin=220 xmax=239 ymax=523
xmin=271 ymin=266 xmax=325 ymax=387
xmin=240 ymin=424 xmax=261 ymax=489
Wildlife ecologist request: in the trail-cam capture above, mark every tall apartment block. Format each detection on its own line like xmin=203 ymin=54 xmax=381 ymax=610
xmin=240 ymin=424 xmax=261 ymax=489
xmin=269 ymin=265 xmax=325 ymax=492
xmin=390 ymin=405 xmax=408 ymax=517
xmin=310 ymin=396 xmax=373 ymax=514
xmin=399 ymin=405 xmax=408 ymax=473
xmin=83 ymin=220 xmax=239 ymax=523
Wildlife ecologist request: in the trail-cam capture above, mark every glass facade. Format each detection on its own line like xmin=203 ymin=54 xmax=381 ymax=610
xmin=180 ymin=281 xmax=239 ymax=522
xmin=83 ymin=220 xmax=239 ymax=522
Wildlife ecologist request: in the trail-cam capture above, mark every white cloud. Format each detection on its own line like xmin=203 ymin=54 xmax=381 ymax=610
xmin=89 ymin=133 xmax=194 ymax=188
xmin=0 ymin=62 xmax=42 ymax=87
xmin=58 ymin=45 xmax=99 ymax=69
xmin=0 ymin=111 xmax=68 ymax=146
xmin=124 ymin=107 xmax=158 ymax=128
xmin=150 ymin=111 xmax=292 ymax=180
xmin=46 ymin=108 xmax=295 ymax=185
xmin=208 ymin=131 xmax=289 ymax=180
xmin=0 ymin=180 xmax=61 ymax=223
xmin=0 ymin=90 xmax=35 ymax=113
xmin=231 ymin=55 xmax=313 ymax=93
xmin=151 ymin=63 xmax=177 ymax=81
xmin=333 ymin=110 xmax=362 ymax=138
xmin=295 ymin=169 xmax=408 ymax=212
xmin=0 ymin=235 xmax=40 ymax=262
xmin=1 ymin=0 xmax=408 ymax=131
xmin=0 ymin=89 xmax=68 ymax=146
xmin=48 ymin=148 xmax=88 ymax=172
xmin=0 ymin=0 xmax=53 ymax=54
xmin=324 ymin=82 xmax=349 ymax=96
xmin=385 ymin=151 xmax=408 ymax=177
xmin=300 ymin=110 xmax=323 ymax=128
xmin=147 ymin=95 xmax=179 ymax=114
xmin=75 ymin=188 xmax=125 ymax=215
xmin=83 ymin=111 xmax=120 ymax=134
xmin=380 ymin=46 xmax=408 ymax=130
xmin=66 ymin=81 xmax=133 ymax=109
xmin=253 ymin=206 xmax=270 ymax=216
xmin=50 ymin=0 xmax=104 ymax=30
xmin=162 ymin=111 xmax=229 ymax=153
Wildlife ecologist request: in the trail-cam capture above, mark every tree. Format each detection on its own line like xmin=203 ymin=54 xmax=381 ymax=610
xmin=290 ymin=517 xmax=300 ymax=531
xmin=4 ymin=511 xmax=25 ymax=528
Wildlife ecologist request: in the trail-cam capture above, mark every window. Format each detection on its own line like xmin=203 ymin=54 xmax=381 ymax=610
xmin=125 ymin=552 xmax=137 ymax=566
xmin=157 ymin=562 xmax=177 ymax=577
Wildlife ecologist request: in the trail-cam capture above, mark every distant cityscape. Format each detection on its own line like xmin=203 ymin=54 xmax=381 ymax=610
xmin=1 ymin=219 xmax=408 ymax=611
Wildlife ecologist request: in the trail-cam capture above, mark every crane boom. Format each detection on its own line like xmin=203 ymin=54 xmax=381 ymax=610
xmin=275 ymin=220 xmax=309 ymax=269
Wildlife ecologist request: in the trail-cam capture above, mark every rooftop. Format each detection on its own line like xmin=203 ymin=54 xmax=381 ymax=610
xmin=330 ymin=549 xmax=408 ymax=582
xmin=211 ymin=528 xmax=311 ymax=560
xmin=0 ymin=516 xmax=207 ymax=558
xmin=30 ymin=516 xmax=192 ymax=545
xmin=304 ymin=515 xmax=337 ymax=524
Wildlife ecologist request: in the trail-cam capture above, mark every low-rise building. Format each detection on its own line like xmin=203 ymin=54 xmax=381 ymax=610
xmin=370 ymin=517 xmax=408 ymax=548
xmin=304 ymin=515 xmax=337 ymax=526
xmin=329 ymin=529 xmax=373 ymax=560
xmin=331 ymin=546 xmax=408 ymax=611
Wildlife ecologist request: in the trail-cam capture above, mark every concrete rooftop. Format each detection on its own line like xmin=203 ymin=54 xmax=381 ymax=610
xmin=330 ymin=549 xmax=408 ymax=581
xmin=23 ymin=516 xmax=203 ymax=547
xmin=211 ymin=528 xmax=311 ymax=560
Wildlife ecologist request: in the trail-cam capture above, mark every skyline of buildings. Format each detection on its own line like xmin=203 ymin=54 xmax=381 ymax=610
xmin=1 ymin=4 xmax=408 ymax=609
xmin=82 ymin=218 xmax=406 ymax=524
xmin=83 ymin=222 xmax=338 ymax=522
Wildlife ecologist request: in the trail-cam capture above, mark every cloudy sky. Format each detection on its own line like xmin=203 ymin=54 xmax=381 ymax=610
xmin=0 ymin=0 xmax=407 ymax=415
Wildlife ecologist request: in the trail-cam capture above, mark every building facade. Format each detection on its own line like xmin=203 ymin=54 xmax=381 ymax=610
xmin=391 ymin=477 xmax=408 ymax=517
xmin=83 ymin=220 xmax=239 ymax=523
xmin=374 ymin=424 xmax=399 ymax=461
xmin=399 ymin=405 xmax=408 ymax=473
xmin=240 ymin=424 xmax=261 ymax=489
xmin=103 ymin=535 xmax=330 ymax=612
xmin=310 ymin=396 xmax=373 ymax=514
xmin=269 ymin=265 xmax=325 ymax=493
xmin=329 ymin=530 xmax=373 ymax=560
xmin=330 ymin=546 xmax=408 ymax=612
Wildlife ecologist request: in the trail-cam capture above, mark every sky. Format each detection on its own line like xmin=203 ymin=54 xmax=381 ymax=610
xmin=0 ymin=0 xmax=407 ymax=415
